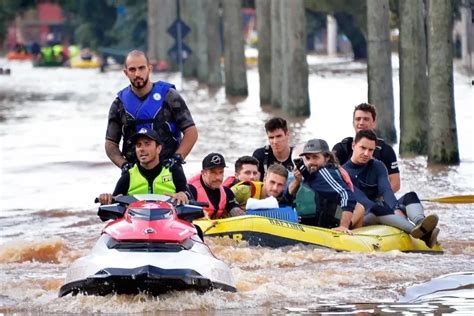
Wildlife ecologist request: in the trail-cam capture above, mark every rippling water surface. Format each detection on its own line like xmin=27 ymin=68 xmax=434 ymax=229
xmin=0 ymin=57 xmax=473 ymax=314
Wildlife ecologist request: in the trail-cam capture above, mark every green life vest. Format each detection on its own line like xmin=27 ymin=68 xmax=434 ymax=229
xmin=295 ymin=184 xmax=317 ymax=216
xmin=128 ymin=165 xmax=176 ymax=195
xmin=231 ymin=181 xmax=264 ymax=209
xmin=41 ymin=47 xmax=53 ymax=61
xmin=69 ymin=45 xmax=80 ymax=58
xmin=295 ymin=183 xmax=342 ymax=228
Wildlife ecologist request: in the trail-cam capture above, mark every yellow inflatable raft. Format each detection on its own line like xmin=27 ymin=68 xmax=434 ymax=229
xmin=69 ymin=57 xmax=101 ymax=69
xmin=194 ymin=215 xmax=443 ymax=254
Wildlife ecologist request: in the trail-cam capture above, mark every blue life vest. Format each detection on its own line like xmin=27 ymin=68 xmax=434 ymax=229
xmin=117 ymin=81 xmax=179 ymax=137
xmin=117 ymin=81 xmax=181 ymax=160
xmin=246 ymin=207 xmax=299 ymax=223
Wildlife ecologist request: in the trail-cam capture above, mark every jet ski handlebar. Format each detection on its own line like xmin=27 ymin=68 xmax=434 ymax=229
xmin=94 ymin=195 xmax=209 ymax=222
xmin=187 ymin=201 xmax=209 ymax=207
xmin=94 ymin=195 xmax=208 ymax=207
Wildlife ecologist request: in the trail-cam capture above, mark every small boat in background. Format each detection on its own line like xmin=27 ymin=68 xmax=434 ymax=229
xmin=6 ymin=51 xmax=33 ymax=61
xmin=69 ymin=48 xmax=101 ymax=69
xmin=33 ymin=59 xmax=65 ymax=67
xmin=69 ymin=56 xmax=101 ymax=69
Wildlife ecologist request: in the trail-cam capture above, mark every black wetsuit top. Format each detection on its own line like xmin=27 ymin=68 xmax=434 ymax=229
xmin=343 ymin=159 xmax=398 ymax=213
xmin=252 ymin=146 xmax=294 ymax=181
xmin=106 ymin=86 xmax=195 ymax=161
xmin=332 ymin=137 xmax=399 ymax=175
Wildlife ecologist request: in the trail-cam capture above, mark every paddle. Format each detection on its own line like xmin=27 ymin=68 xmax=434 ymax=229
xmin=421 ymin=195 xmax=474 ymax=204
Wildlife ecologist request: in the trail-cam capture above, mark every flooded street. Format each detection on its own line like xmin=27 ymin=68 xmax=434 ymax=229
xmin=0 ymin=57 xmax=473 ymax=314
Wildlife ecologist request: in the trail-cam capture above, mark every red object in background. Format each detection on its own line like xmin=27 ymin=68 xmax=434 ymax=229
xmin=4 ymin=1 xmax=65 ymax=49
xmin=37 ymin=2 xmax=64 ymax=22
xmin=37 ymin=2 xmax=64 ymax=44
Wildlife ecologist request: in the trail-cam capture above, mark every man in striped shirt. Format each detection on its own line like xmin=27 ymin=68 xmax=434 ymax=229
xmin=289 ymin=139 xmax=362 ymax=233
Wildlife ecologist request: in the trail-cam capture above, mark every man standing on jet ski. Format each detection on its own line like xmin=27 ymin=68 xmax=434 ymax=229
xmin=99 ymin=128 xmax=190 ymax=205
xmin=105 ymin=50 xmax=198 ymax=174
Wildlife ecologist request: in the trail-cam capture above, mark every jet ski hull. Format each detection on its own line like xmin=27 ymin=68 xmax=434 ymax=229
xmin=59 ymin=234 xmax=236 ymax=297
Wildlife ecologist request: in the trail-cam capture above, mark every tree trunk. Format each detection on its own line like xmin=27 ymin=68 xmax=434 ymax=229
xmin=366 ymin=0 xmax=396 ymax=143
xmin=147 ymin=0 xmax=158 ymax=62
xmin=271 ymin=0 xmax=283 ymax=108
xmin=206 ymin=0 xmax=223 ymax=87
xmin=427 ymin=0 xmax=460 ymax=165
xmin=280 ymin=0 xmax=310 ymax=117
xmin=181 ymin=0 xmax=198 ymax=78
xmin=398 ymin=0 xmax=428 ymax=156
xmin=147 ymin=0 xmax=175 ymax=66
xmin=194 ymin=1 xmax=208 ymax=82
xmin=461 ymin=0 xmax=473 ymax=73
xmin=256 ymin=0 xmax=272 ymax=104
xmin=222 ymin=0 xmax=248 ymax=96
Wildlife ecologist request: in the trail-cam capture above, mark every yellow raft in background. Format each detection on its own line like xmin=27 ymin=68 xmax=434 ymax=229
xmin=69 ymin=57 xmax=101 ymax=69
xmin=194 ymin=215 xmax=443 ymax=254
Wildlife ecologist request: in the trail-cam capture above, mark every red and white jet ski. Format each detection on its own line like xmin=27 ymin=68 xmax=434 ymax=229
xmin=59 ymin=194 xmax=236 ymax=297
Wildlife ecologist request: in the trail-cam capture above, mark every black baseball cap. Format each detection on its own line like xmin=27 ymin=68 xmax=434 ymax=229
xmin=202 ymin=153 xmax=227 ymax=170
xmin=131 ymin=128 xmax=161 ymax=144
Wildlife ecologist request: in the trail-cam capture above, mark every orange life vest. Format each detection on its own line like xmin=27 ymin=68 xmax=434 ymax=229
xmin=338 ymin=166 xmax=354 ymax=191
xmin=188 ymin=174 xmax=227 ymax=218
xmin=222 ymin=176 xmax=238 ymax=188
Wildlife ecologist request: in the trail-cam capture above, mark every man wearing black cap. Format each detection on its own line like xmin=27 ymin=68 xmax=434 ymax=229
xmin=99 ymin=128 xmax=190 ymax=205
xmin=188 ymin=153 xmax=244 ymax=219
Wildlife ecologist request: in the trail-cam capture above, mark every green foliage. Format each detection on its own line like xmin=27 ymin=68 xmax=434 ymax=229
xmin=58 ymin=0 xmax=117 ymax=48
xmin=306 ymin=10 xmax=326 ymax=35
xmin=305 ymin=0 xmax=366 ymax=28
xmin=304 ymin=0 xmax=368 ymax=59
xmin=0 ymin=0 xmax=118 ymax=48
xmin=108 ymin=0 xmax=147 ymax=49
xmin=74 ymin=23 xmax=96 ymax=47
xmin=242 ymin=0 xmax=255 ymax=8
